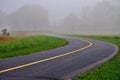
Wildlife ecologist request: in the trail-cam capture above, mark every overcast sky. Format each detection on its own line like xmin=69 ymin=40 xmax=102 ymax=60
xmin=0 ymin=0 xmax=102 ymax=20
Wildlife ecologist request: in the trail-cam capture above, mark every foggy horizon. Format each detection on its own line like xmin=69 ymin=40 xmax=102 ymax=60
xmin=0 ymin=0 xmax=120 ymax=35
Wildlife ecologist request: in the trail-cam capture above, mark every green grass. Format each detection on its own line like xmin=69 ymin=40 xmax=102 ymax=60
xmin=73 ymin=35 xmax=120 ymax=80
xmin=0 ymin=35 xmax=68 ymax=58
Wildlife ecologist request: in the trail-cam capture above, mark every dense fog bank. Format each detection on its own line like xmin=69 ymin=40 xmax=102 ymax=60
xmin=0 ymin=0 xmax=120 ymax=35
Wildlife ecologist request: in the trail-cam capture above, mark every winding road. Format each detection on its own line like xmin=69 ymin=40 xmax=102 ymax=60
xmin=0 ymin=35 xmax=118 ymax=80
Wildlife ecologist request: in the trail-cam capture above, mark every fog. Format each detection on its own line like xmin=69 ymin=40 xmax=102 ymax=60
xmin=0 ymin=0 xmax=120 ymax=35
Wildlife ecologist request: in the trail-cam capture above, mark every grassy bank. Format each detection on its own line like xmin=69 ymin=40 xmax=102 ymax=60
xmin=74 ymin=35 xmax=120 ymax=80
xmin=0 ymin=35 xmax=68 ymax=58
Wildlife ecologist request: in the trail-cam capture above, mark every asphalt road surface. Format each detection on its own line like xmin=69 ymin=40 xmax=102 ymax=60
xmin=0 ymin=35 xmax=118 ymax=80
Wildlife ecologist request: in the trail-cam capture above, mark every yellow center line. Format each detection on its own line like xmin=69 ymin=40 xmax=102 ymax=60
xmin=0 ymin=39 xmax=93 ymax=74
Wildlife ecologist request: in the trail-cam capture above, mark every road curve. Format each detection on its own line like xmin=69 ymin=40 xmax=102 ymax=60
xmin=0 ymin=35 xmax=118 ymax=80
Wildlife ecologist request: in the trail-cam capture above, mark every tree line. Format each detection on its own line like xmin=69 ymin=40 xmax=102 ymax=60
xmin=0 ymin=1 xmax=120 ymax=34
xmin=0 ymin=5 xmax=49 ymax=32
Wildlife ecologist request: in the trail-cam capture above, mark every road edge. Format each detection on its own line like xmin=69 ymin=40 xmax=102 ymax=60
xmin=0 ymin=36 xmax=92 ymax=74
xmin=61 ymin=37 xmax=119 ymax=80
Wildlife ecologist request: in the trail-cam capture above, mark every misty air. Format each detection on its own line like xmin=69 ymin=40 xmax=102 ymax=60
xmin=0 ymin=0 xmax=120 ymax=80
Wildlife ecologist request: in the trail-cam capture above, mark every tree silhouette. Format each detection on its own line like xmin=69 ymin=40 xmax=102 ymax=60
xmin=8 ymin=5 xmax=49 ymax=32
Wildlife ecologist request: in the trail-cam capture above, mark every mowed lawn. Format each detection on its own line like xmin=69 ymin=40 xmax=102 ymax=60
xmin=0 ymin=35 xmax=68 ymax=58
xmin=74 ymin=35 xmax=120 ymax=80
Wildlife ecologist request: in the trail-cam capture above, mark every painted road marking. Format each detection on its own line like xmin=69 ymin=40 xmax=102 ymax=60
xmin=0 ymin=39 xmax=93 ymax=74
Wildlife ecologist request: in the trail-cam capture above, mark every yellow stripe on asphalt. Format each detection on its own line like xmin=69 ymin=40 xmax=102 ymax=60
xmin=0 ymin=39 xmax=93 ymax=74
